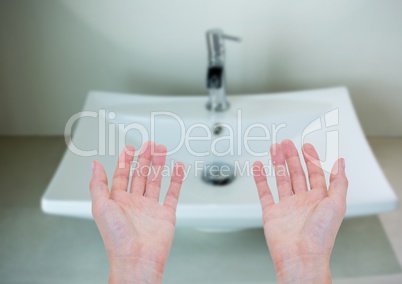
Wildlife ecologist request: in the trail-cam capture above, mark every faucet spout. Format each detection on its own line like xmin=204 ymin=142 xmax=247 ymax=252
xmin=206 ymin=65 xmax=230 ymax=111
xmin=205 ymin=29 xmax=240 ymax=112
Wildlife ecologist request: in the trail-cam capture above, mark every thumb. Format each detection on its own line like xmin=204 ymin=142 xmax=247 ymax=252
xmin=328 ymin=158 xmax=348 ymax=205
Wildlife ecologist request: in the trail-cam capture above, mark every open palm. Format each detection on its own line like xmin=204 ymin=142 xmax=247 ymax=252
xmin=89 ymin=142 xmax=184 ymax=283
xmin=253 ymin=140 xmax=348 ymax=283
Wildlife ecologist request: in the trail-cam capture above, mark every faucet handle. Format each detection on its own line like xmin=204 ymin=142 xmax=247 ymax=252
xmin=222 ymin=34 xmax=241 ymax=42
xmin=206 ymin=29 xmax=241 ymax=65
xmin=206 ymin=29 xmax=241 ymax=43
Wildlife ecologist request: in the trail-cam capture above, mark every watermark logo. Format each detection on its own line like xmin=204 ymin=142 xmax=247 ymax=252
xmin=301 ymin=108 xmax=339 ymax=173
xmin=64 ymin=108 xmax=340 ymax=177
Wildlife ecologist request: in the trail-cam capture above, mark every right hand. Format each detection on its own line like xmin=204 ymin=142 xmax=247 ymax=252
xmin=253 ymin=140 xmax=348 ymax=283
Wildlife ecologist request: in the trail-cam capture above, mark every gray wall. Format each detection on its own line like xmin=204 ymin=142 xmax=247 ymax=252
xmin=1 ymin=0 xmax=401 ymax=136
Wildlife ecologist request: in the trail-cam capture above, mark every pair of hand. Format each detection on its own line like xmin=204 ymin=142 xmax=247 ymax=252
xmin=89 ymin=140 xmax=348 ymax=283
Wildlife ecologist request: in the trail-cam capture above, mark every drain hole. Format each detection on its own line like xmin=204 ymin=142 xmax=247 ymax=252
xmin=213 ymin=123 xmax=224 ymax=135
xmin=202 ymin=162 xmax=236 ymax=186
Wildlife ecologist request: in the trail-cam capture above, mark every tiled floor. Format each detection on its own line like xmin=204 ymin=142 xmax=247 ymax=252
xmin=0 ymin=137 xmax=401 ymax=283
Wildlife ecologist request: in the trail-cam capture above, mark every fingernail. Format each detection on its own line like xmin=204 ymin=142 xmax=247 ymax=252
xmin=176 ymin=162 xmax=184 ymax=178
xmin=341 ymin=158 xmax=346 ymax=170
xmin=91 ymin=161 xmax=95 ymax=172
xmin=155 ymin=144 xmax=167 ymax=155
xmin=139 ymin=141 xmax=154 ymax=155
xmin=125 ymin=145 xmax=135 ymax=157
xmin=127 ymin=145 xmax=135 ymax=152
xmin=302 ymin=143 xmax=313 ymax=155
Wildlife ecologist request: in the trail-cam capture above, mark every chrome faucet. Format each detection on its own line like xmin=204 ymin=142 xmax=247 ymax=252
xmin=206 ymin=29 xmax=240 ymax=112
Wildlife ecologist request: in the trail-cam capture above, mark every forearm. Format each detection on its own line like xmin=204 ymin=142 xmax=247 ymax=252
xmin=109 ymin=257 xmax=165 ymax=284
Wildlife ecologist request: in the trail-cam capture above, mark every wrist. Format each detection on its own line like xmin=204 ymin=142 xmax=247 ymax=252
xmin=273 ymin=253 xmax=331 ymax=284
xmin=108 ymin=256 xmax=165 ymax=284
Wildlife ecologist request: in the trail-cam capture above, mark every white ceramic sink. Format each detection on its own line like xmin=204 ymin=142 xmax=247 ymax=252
xmin=41 ymin=87 xmax=398 ymax=229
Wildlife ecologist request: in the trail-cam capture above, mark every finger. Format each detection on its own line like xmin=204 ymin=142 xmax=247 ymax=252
xmin=281 ymin=140 xmax=308 ymax=193
xmin=328 ymin=158 xmax=348 ymax=202
xmin=253 ymin=161 xmax=275 ymax=209
xmin=270 ymin=143 xmax=293 ymax=199
xmin=164 ymin=162 xmax=185 ymax=211
xmin=89 ymin=161 xmax=109 ymax=205
xmin=145 ymin=144 xmax=167 ymax=200
xmin=302 ymin=143 xmax=327 ymax=190
xmin=130 ymin=141 xmax=154 ymax=195
xmin=111 ymin=145 xmax=135 ymax=192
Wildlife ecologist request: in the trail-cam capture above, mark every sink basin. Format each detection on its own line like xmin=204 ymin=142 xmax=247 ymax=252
xmin=110 ymin=96 xmax=332 ymax=165
xmin=41 ymin=87 xmax=398 ymax=229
